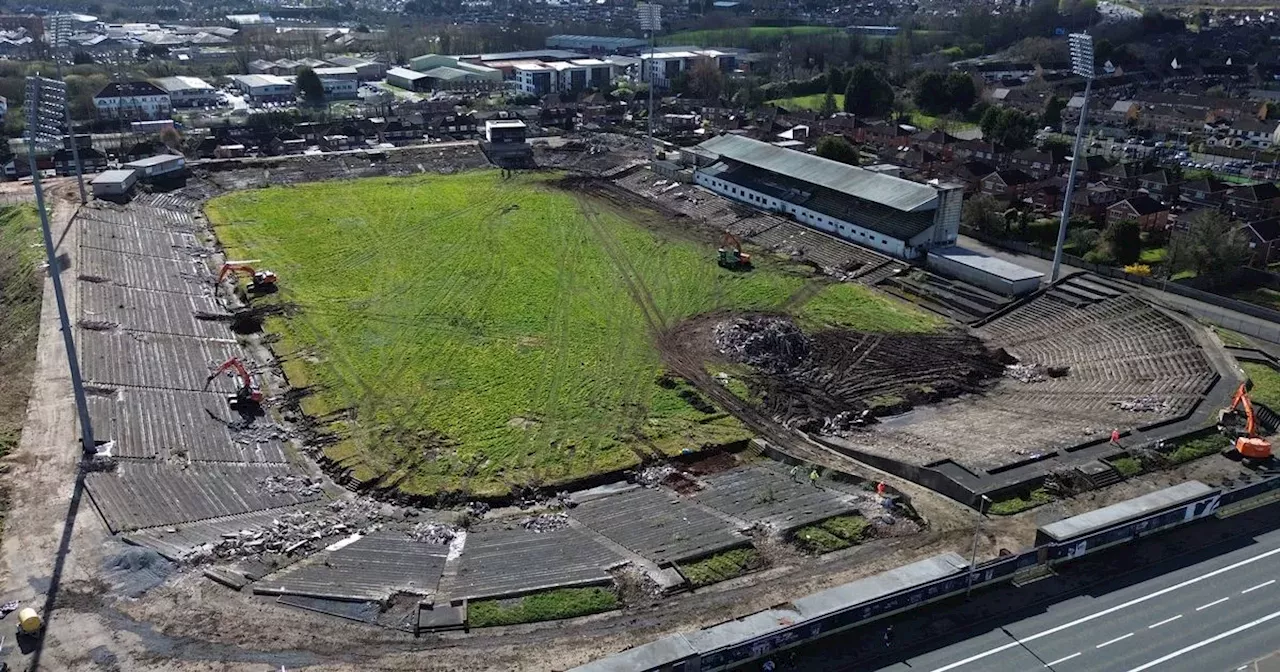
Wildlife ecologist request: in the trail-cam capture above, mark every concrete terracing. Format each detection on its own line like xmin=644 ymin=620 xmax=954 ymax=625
xmin=820 ymin=274 xmax=1238 ymax=504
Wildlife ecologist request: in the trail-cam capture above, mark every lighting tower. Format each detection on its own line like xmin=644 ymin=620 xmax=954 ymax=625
xmin=1050 ymin=32 xmax=1096 ymax=283
xmin=25 ymin=75 xmax=96 ymax=455
xmin=46 ymin=15 xmax=87 ymax=204
xmin=637 ymin=2 xmax=661 ymax=157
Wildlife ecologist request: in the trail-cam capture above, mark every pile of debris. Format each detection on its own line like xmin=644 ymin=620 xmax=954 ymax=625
xmin=714 ymin=316 xmax=811 ymax=373
xmin=192 ymin=498 xmax=391 ymax=562
xmin=635 ymin=463 xmax=675 ymax=487
xmin=520 ymin=512 xmax=571 ymax=533
xmin=820 ymin=410 xmax=871 ymax=435
xmin=1004 ymin=363 xmax=1047 ymax=384
xmin=258 ymin=474 xmax=323 ymax=497
xmin=1112 ymin=395 xmax=1173 ymax=414
xmin=408 ymin=521 xmax=457 ymax=545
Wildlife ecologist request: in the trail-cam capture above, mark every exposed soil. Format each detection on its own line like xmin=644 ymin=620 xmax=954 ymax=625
xmin=677 ymin=313 xmax=1006 ymax=435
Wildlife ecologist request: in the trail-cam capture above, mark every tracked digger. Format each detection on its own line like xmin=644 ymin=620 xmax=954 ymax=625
xmin=204 ymin=357 xmax=264 ymax=411
xmin=218 ymin=262 xmax=278 ymax=291
xmin=717 ymin=231 xmax=752 ymax=270
xmin=1223 ymin=382 xmax=1274 ymax=462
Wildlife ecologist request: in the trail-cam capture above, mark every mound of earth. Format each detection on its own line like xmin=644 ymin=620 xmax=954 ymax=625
xmin=713 ymin=315 xmax=1005 ymax=433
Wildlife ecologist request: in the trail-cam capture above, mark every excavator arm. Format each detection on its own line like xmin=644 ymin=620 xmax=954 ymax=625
xmin=204 ymin=357 xmax=264 ymax=404
xmin=217 ymin=262 xmax=278 ymax=286
xmin=1227 ymin=382 xmax=1272 ymax=460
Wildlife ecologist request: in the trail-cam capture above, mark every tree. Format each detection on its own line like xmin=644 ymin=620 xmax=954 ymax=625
xmin=820 ymin=82 xmax=838 ymax=117
xmin=686 ymin=57 xmax=725 ymax=101
xmin=980 ymin=108 xmax=1037 ymax=149
xmin=1100 ymin=219 xmax=1142 ymax=265
xmin=843 ymin=64 xmax=894 ymax=118
xmin=913 ymin=71 xmax=950 ymax=115
xmin=72 ymin=51 xmax=94 ymax=65
xmin=944 ymin=72 xmax=976 ymax=112
xmin=1043 ymin=95 xmax=1065 ymax=129
xmin=962 ymin=194 xmax=1004 ymax=235
xmin=1169 ymin=210 xmax=1251 ymax=289
xmin=296 ymin=66 xmax=326 ymax=107
xmin=815 ymin=135 xmax=859 ymax=166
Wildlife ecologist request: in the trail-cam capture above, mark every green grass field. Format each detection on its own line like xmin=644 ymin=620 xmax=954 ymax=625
xmin=207 ymin=171 xmax=942 ymax=498
xmin=907 ymin=112 xmax=978 ymax=132
xmin=0 ymin=205 xmax=41 ymax=537
xmin=766 ymin=93 xmax=845 ymax=112
xmin=658 ymin=25 xmax=840 ymax=46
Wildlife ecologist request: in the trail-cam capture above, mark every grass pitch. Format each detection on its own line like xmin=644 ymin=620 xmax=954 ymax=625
xmin=208 ymin=171 xmax=941 ymax=498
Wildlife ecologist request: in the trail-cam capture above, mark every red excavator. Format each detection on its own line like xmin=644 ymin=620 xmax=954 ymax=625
xmin=218 ymin=262 xmax=278 ymax=289
xmin=204 ymin=357 xmax=263 ymax=410
xmin=717 ymin=231 xmax=752 ymax=270
xmin=1225 ymin=382 xmax=1273 ymax=461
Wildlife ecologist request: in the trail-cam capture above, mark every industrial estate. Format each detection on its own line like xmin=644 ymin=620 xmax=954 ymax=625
xmin=0 ymin=1 xmax=1279 ymax=671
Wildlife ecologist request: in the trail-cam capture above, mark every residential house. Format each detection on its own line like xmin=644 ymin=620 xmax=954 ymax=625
xmin=953 ymin=140 xmax=999 ymax=163
xmin=93 ymin=81 xmax=172 ymax=121
xmin=1002 ymin=149 xmax=1059 ymax=180
xmin=1240 ymin=217 xmax=1280 ymax=268
xmin=1179 ymin=176 xmax=1229 ymax=208
xmin=1137 ymin=169 xmax=1179 ymax=203
xmin=980 ymin=169 xmax=1036 ymax=200
xmin=910 ymin=130 xmax=958 ymax=158
xmin=1105 ymin=101 xmax=1140 ymax=125
xmin=890 ymin=147 xmax=942 ymax=175
xmin=1098 ymin=161 xmax=1147 ymax=195
xmin=1224 ymin=116 xmax=1279 ymax=150
xmin=1067 ymin=155 xmax=1111 ymax=182
xmin=53 ymin=147 xmax=107 ymax=176
xmin=1227 ymin=182 xmax=1280 ymax=220
xmin=1107 ymin=195 xmax=1169 ymax=231
xmin=950 ymin=160 xmax=998 ymax=193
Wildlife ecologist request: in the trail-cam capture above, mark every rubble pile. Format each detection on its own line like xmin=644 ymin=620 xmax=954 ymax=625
xmin=520 ymin=512 xmax=570 ymax=533
xmin=635 ymin=463 xmax=675 ymax=487
xmin=408 ymin=522 xmax=457 ymax=545
xmin=714 ymin=316 xmax=812 ymax=373
xmin=1004 ymin=363 xmax=1047 ymax=384
xmin=258 ymin=474 xmax=323 ymax=497
xmin=189 ymin=499 xmax=391 ymax=562
xmin=1112 ymin=395 xmax=1173 ymax=414
xmin=820 ymin=410 xmax=871 ymax=435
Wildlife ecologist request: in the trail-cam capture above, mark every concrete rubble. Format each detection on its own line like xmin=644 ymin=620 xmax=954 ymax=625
xmin=1004 ymin=363 xmax=1047 ymax=384
xmin=185 ymin=498 xmax=392 ymax=562
xmin=714 ymin=316 xmax=812 ymax=373
xmin=408 ymin=522 xmax=457 ymax=545
xmin=1112 ymin=395 xmax=1173 ymax=413
xmin=519 ymin=512 xmax=570 ymax=533
xmin=257 ymin=474 xmax=323 ymax=497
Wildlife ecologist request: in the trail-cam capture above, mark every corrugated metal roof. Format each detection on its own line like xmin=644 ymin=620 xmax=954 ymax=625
xmin=698 ymin=134 xmax=940 ymax=212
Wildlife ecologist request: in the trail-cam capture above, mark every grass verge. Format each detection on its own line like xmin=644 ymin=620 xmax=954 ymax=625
xmin=1241 ymin=362 xmax=1280 ymax=413
xmin=1234 ymin=287 xmax=1280 ymax=313
xmin=468 ymin=587 xmax=619 ymax=627
xmin=1167 ymin=434 xmax=1229 ymax=464
xmin=989 ymin=487 xmax=1054 ymax=515
xmin=1109 ymin=456 xmax=1142 ymax=477
xmin=0 ymin=204 xmax=41 ymax=542
xmin=792 ymin=514 xmax=870 ymax=554
xmin=678 ymin=547 xmax=763 ymax=587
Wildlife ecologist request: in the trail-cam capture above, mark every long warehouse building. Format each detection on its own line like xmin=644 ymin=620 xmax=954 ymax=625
xmin=692 ymin=135 xmax=965 ymax=260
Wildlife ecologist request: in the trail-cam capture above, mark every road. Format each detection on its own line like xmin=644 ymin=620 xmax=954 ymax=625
xmin=871 ymin=531 xmax=1280 ymax=672
xmin=959 ymin=234 xmax=1280 ymax=344
xmin=733 ymin=502 xmax=1280 ymax=672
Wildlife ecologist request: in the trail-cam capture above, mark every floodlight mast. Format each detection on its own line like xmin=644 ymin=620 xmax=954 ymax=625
xmin=1050 ymin=32 xmax=1096 ymax=283
xmin=638 ymin=3 xmax=661 ymax=158
xmin=25 ymin=75 xmax=96 ymax=455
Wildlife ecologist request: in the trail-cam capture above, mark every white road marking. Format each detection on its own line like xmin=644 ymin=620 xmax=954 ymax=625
xmin=1148 ymin=615 xmax=1182 ymax=629
xmin=1242 ymin=579 xmax=1275 ymax=594
xmin=1126 ymin=609 xmax=1280 ymax=671
xmin=1196 ymin=597 xmax=1229 ymax=611
xmin=1096 ymin=633 xmax=1134 ymax=649
xmin=1046 ymin=652 xmax=1082 ymax=666
xmin=925 ymin=546 xmax=1280 ymax=672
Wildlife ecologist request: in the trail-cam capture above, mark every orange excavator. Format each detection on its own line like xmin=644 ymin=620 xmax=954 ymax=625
xmin=204 ymin=357 xmax=263 ymax=410
xmin=218 ymin=262 xmax=278 ymax=290
xmin=1226 ymin=382 xmax=1273 ymax=461
xmin=717 ymin=231 xmax=752 ymax=270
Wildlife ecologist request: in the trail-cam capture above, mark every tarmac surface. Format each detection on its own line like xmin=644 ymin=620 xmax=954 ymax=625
xmin=742 ymin=501 xmax=1280 ymax=672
